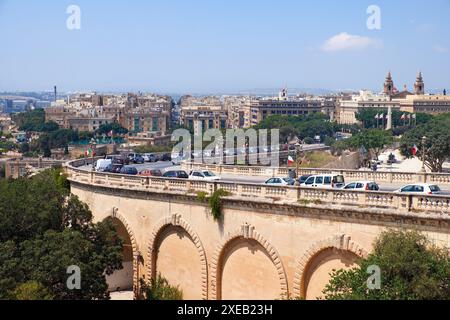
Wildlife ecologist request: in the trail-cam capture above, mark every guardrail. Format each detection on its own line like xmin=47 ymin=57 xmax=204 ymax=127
xmin=181 ymin=162 xmax=450 ymax=186
xmin=65 ymin=160 xmax=450 ymax=217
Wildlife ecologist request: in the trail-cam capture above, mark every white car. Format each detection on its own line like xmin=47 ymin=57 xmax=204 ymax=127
xmin=95 ymin=159 xmax=112 ymax=172
xmin=394 ymin=184 xmax=442 ymax=195
xmin=189 ymin=170 xmax=221 ymax=181
xmin=301 ymin=174 xmax=345 ymax=189
xmin=343 ymin=181 xmax=380 ymax=191
xmin=265 ymin=177 xmax=295 ymax=186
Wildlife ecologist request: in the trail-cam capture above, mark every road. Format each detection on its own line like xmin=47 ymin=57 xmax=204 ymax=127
xmin=82 ymin=160 xmax=450 ymax=195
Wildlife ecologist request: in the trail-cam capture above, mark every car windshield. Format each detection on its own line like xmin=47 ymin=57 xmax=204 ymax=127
xmin=429 ymin=185 xmax=441 ymax=192
xmin=203 ymin=171 xmax=216 ymax=177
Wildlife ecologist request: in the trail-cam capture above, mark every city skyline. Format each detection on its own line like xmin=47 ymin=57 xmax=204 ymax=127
xmin=1 ymin=0 xmax=449 ymax=93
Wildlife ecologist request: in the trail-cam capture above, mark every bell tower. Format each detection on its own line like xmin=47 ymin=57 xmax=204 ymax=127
xmin=384 ymin=71 xmax=394 ymax=96
xmin=414 ymin=72 xmax=425 ymax=95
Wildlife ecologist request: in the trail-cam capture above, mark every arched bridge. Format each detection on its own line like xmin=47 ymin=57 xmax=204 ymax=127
xmin=65 ymin=159 xmax=450 ymax=300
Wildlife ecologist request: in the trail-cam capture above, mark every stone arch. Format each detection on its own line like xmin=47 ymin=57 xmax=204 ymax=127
xmin=292 ymin=234 xmax=369 ymax=299
xmin=210 ymin=223 xmax=288 ymax=300
xmin=147 ymin=214 xmax=208 ymax=300
xmin=107 ymin=208 xmax=140 ymax=298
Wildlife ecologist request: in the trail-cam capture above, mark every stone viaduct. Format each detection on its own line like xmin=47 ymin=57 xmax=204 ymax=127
xmin=66 ymin=160 xmax=450 ymax=300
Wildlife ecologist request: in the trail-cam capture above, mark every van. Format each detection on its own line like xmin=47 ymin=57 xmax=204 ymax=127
xmin=95 ymin=159 xmax=112 ymax=172
xmin=301 ymin=174 xmax=345 ymax=189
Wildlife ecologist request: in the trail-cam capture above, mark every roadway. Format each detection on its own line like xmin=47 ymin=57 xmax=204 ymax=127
xmin=81 ymin=160 xmax=450 ymax=195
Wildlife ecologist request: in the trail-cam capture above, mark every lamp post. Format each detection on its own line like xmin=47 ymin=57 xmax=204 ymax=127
xmin=90 ymin=138 xmax=97 ymax=172
xmin=294 ymin=141 xmax=302 ymax=186
xmin=421 ymin=136 xmax=427 ymax=173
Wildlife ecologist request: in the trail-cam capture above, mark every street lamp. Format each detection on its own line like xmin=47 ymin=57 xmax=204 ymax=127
xmin=294 ymin=141 xmax=302 ymax=186
xmin=421 ymin=136 xmax=427 ymax=173
xmin=90 ymin=138 xmax=97 ymax=172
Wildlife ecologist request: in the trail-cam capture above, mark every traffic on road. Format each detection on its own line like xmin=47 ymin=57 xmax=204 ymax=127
xmin=88 ymin=152 xmax=450 ymax=196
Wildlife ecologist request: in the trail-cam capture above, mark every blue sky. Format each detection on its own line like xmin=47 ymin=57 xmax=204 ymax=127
xmin=0 ymin=0 xmax=449 ymax=94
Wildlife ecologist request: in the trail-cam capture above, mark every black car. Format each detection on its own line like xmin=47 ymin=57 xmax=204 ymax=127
xmin=160 ymin=153 xmax=172 ymax=162
xmin=120 ymin=167 xmax=139 ymax=175
xmin=163 ymin=170 xmax=189 ymax=179
xmin=112 ymin=155 xmax=130 ymax=165
xmin=105 ymin=163 xmax=124 ymax=173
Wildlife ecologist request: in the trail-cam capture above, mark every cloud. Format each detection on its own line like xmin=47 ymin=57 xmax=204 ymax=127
xmin=321 ymin=32 xmax=382 ymax=52
xmin=433 ymin=45 xmax=448 ymax=53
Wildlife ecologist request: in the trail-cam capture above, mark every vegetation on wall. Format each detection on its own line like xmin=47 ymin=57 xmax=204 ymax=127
xmin=323 ymin=230 xmax=450 ymax=300
xmin=196 ymin=189 xmax=230 ymax=221
xmin=209 ymin=189 xmax=230 ymax=221
xmin=140 ymin=274 xmax=183 ymax=300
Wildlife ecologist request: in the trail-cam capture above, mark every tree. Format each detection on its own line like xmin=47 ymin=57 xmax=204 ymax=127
xmin=400 ymin=114 xmax=450 ymax=172
xmin=12 ymin=109 xmax=60 ymax=132
xmin=0 ymin=170 xmax=123 ymax=300
xmin=348 ymin=129 xmax=393 ymax=160
xmin=356 ymin=108 xmax=433 ymax=130
xmin=12 ymin=281 xmax=53 ymax=300
xmin=96 ymin=122 xmax=128 ymax=136
xmin=323 ymin=230 xmax=450 ymax=300
xmin=140 ymin=274 xmax=183 ymax=300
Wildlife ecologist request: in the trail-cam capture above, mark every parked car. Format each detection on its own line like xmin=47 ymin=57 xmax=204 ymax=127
xmin=105 ymin=163 xmax=124 ymax=174
xmin=112 ymin=154 xmax=129 ymax=165
xmin=120 ymin=166 xmax=139 ymax=175
xmin=160 ymin=153 xmax=172 ymax=162
xmin=139 ymin=169 xmax=163 ymax=177
xmin=189 ymin=170 xmax=221 ymax=181
xmin=130 ymin=154 xmax=145 ymax=164
xmin=343 ymin=181 xmax=380 ymax=191
xmin=301 ymin=174 xmax=345 ymax=189
xmin=265 ymin=177 xmax=295 ymax=186
xmin=394 ymin=184 xmax=442 ymax=195
xmin=163 ymin=170 xmax=189 ymax=179
xmin=95 ymin=159 xmax=112 ymax=172
xmin=143 ymin=153 xmax=157 ymax=163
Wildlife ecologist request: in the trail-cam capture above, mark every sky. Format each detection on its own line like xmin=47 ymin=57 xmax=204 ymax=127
xmin=0 ymin=0 xmax=449 ymax=94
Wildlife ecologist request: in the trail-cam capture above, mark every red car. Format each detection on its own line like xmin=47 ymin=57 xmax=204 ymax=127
xmin=139 ymin=169 xmax=163 ymax=177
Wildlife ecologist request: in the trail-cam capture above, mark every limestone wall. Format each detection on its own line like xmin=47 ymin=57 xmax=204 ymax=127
xmin=71 ymin=182 xmax=450 ymax=300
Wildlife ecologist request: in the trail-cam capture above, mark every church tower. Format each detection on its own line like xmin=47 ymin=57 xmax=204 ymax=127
xmin=279 ymin=87 xmax=288 ymax=101
xmin=384 ymin=71 xmax=394 ymax=96
xmin=414 ymin=72 xmax=425 ymax=95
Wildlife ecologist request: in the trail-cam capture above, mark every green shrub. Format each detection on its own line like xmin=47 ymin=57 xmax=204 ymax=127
xmin=140 ymin=274 xmax=183 ymax=300
xmin=209 ymin=189 xmax=230 ymax=220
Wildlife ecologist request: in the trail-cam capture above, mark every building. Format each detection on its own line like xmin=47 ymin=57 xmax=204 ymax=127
xmin=124 ymin=93 xmax=172 ymax=134
xmin=337 ymin=72 xmax=428 ymax=125
xmin=67 ymin=116 xmax=115 ymax=132
xmin=180 ymin=96 xmax=228 ymax=133
xmin=44 ymin=93 xmax=172 ymax=134
xmin=337 ymin=90 xmax=398 ymax=125
xmin=248 ymin=90 xmax=328 ymax=127
xmin=400 ymin=94 xmax=450 ymax=114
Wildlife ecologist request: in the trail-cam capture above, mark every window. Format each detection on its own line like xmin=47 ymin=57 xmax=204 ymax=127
xmin=356 ymin=183 xmax=364 ymax=189
xmin=401 ymin=185 xmax=414 ymax=192
xmin=324 ymin=177 xmax=332 ymax=185
xmin=429 ymin=185 xmax=441 ymax=192
xmin=345 ymin=183 xmax=356 ymax=189
xmin=305 ymin=177 xmax=315 ymax=185
xmin=333 ymin=175 xmax=345 ymax=184
xmin=315 ymin=177 xmax=324 ymax=184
